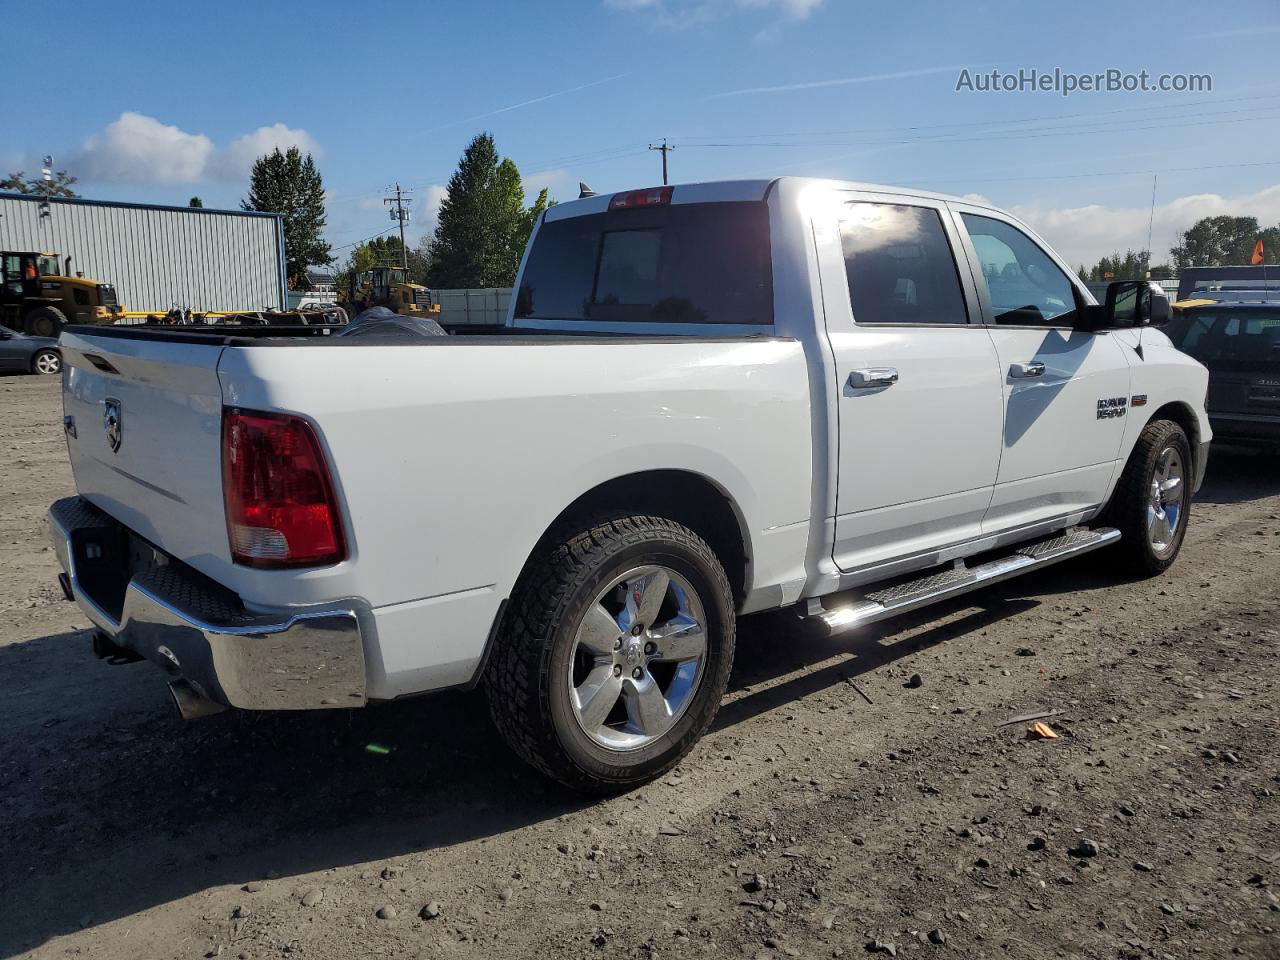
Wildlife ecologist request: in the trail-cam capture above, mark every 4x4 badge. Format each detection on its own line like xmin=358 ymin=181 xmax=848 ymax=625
xmin=103 ymin=398 xmax=123 ymax=453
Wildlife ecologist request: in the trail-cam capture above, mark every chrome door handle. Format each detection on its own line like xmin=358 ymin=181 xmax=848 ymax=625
xmin=1008 ymin=361 xmax=1045 ymax=379
xmin=848 ymin=367 xmax=899 ymax=389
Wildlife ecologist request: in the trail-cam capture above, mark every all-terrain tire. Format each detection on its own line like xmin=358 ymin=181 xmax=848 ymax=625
xmin=486 ymin=515 xmax=735 ymax=794
xmin=25 ymin=306 xmax=68 ymax=339
xmin=1102 ymin=419 xmax=1193 ymax=577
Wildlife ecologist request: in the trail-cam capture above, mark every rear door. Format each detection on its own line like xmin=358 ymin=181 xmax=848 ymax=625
xmin=950 ymin=206 xmax=1132 ymax=533
xmin=823 ymin=195 xmax=1005 ymax=572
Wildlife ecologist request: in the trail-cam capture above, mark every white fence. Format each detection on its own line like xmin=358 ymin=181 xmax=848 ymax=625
xmin=435 ymin=287 xmax=512 ymax=326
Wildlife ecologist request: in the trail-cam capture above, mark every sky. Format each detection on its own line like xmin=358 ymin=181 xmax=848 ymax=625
xmin=5 ymin=0 xmax=1280 ymax=270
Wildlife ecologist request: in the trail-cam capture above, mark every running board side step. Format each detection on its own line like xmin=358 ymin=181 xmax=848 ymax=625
xmin=804 ymin=527 xmax=1120 ymax=637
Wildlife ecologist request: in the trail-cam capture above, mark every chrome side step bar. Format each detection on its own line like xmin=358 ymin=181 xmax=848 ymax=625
xmin=804 ymin=527 xmax=1120 ymax=637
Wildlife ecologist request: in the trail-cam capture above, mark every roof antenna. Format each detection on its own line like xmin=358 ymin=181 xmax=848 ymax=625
xmin=578 ymin=182 xmax=597 ymax=199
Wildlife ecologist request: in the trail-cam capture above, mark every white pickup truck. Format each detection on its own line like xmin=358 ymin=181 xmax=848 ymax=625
xmin=50 ymin=178 xmax=1210 ymax=792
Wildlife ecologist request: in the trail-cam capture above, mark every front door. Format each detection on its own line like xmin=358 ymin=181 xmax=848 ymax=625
xmin=825 ymin=197 xmax=1005 ymax=572
xmin=952 ymin=208 xmax=1132 ymax=532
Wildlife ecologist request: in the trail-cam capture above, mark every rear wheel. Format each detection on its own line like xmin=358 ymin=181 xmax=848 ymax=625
xmin=486 ymin=515 xmax=735 ymax=793
xmin=30 ymin=349 xmax=61 ymax=376
xmin=25 ymin=306 xmax=68 ymax=339
xmin=1103 ymin=419 xmax=1192 ymax=576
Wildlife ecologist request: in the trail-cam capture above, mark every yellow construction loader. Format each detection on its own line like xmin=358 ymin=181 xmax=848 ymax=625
xmin=342 ymin=265 xmax=439 ymax=317
xmin=0 ymin=251 xmax=122 ymax=336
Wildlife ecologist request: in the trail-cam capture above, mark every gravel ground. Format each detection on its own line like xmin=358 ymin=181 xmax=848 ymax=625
xmin=2 ymin=373 xmax=1278 ymax=960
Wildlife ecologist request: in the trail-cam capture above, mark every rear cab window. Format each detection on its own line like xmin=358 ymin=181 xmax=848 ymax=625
xmin=514 ymin=201 xmax=773 ymax=326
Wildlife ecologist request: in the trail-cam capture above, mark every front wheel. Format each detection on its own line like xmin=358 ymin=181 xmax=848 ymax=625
xmin=30 ymin=349 xmax=61 ymax=376
xmin=486 ymin=515 xmax=736 ymax=793
xmin=1103 ymin=419 xmax=1193 ymax=576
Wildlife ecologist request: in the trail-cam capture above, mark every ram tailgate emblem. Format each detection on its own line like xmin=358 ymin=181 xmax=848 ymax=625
xmin=103 ymin=398 xmax=123 ymax=453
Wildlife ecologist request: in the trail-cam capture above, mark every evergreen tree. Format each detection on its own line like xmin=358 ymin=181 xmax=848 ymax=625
xmin=242 ymin=147 xmax=332 ymax=287
xmin=188 ymin=196 xmax=203 ymax=208
xmin=427 ymin=134 xmax=553 ymax=289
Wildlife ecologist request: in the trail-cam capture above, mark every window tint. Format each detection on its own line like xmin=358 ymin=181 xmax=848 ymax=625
xmin=839 ymin=203 xmax=968 ymax=325
xmin=1165 ymin=311 xmax=1280 ymax=369
xmin=960 ymin=213 xmax=1078 ymax=326
xmin=515 ymin=201 xmax=772 ymax=324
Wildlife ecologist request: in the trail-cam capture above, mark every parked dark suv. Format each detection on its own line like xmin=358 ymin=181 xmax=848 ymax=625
xmin=1165 ymin=299 xmax=1280 ymax=449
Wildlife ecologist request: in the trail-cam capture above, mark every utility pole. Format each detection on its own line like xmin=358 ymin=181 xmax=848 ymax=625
xmin=648 ymin=140 xmax=674 ymax=186
xmin=384 ymin=183 xmax=413 ymax=268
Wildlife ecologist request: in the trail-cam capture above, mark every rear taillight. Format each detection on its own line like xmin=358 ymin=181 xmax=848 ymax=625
xmin=609 ymin=186 xmax=673 ymax=210
xmin=221 ymin=409 xmax=346 ymax=568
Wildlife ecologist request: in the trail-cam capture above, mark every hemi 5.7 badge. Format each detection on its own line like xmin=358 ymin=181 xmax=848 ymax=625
xmin=1097 ymin=397 xmax=1128 ymax=419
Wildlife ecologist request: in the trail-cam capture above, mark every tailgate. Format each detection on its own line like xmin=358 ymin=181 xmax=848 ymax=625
xmin=59 ymin=328 xmax=230 ymax=573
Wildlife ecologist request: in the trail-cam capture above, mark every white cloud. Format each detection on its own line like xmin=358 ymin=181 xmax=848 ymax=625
xmin=523 ymin=168 xmax=571 ymax=198
xmin=77 ymin=112 xmax=214 ymax=184
xmin=419 ymin=184 xmax=448 ymax=234
xmin=737 ymin=0 xmax=823 ymax=18
xmin=998 ymin=183 xmax=1280 ymax=268
xmin=604 ymin=0 xmax=823 ymax=27
xmin=218 ymin=123 xmax=321 ymax=179
xmin=71 ymin=112 xmax=320 ymax=185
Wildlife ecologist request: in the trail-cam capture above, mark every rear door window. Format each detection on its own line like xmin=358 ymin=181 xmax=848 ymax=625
xmin=515 ymin=201 xmax=773 ymax=325
xmin=839 ymin=202 xmax=969 ymax=325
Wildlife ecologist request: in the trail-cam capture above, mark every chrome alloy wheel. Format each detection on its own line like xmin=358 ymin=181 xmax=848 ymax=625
xmin=568 ymin=565 xmax=707 ymax=751
xmin=1147 ymin=445 xmax=1185 ymax=555
xmin=34 ymin=351 xmax=61 ymax=375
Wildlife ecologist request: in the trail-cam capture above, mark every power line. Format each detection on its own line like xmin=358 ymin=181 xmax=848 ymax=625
xmin=329 ymin=224 xmax=399 ymax=253
xmin=663 ymin=91 xmax=1280 ymax=143
xmin=669 ymin=110 xmax=1280 ymax=151
xmin=887 ymin=157 xmax=1280 ymax=187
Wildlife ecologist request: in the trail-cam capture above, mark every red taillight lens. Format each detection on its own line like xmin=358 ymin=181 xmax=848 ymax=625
xmin=608 ymin=186 xmax=673 ymax=210
xmin=222 ymin=409 xmax=346 ymax=568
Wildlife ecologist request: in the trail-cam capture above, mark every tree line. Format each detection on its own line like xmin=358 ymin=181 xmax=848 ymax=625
xmin=1077 ymin=215 xmax=1280 ymax=283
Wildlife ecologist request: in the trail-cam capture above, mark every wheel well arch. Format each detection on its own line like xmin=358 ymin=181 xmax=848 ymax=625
xmin=527 ymin=470 xmax=752 ymax=605
xmin=1147 ymin=400 xmax=1201 ymax=470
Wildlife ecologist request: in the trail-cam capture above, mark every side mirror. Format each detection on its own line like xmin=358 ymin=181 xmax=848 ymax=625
xmin=1079 ymin=280 xmax=1171 ymax=331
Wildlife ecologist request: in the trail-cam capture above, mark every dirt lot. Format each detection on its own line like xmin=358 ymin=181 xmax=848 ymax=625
xmin=2 ymin=372 xmax=1279 ymax=960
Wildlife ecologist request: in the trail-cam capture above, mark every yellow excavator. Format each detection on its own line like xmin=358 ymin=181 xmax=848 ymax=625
xmin=342 ymin=265 xmax=439 ymax=317
xmin=0 ymin=251 xmax=123 ymax=336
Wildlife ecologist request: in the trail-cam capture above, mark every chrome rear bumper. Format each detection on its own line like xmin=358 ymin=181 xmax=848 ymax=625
xmin=48 ymin=496 xmax=366 ymax=711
